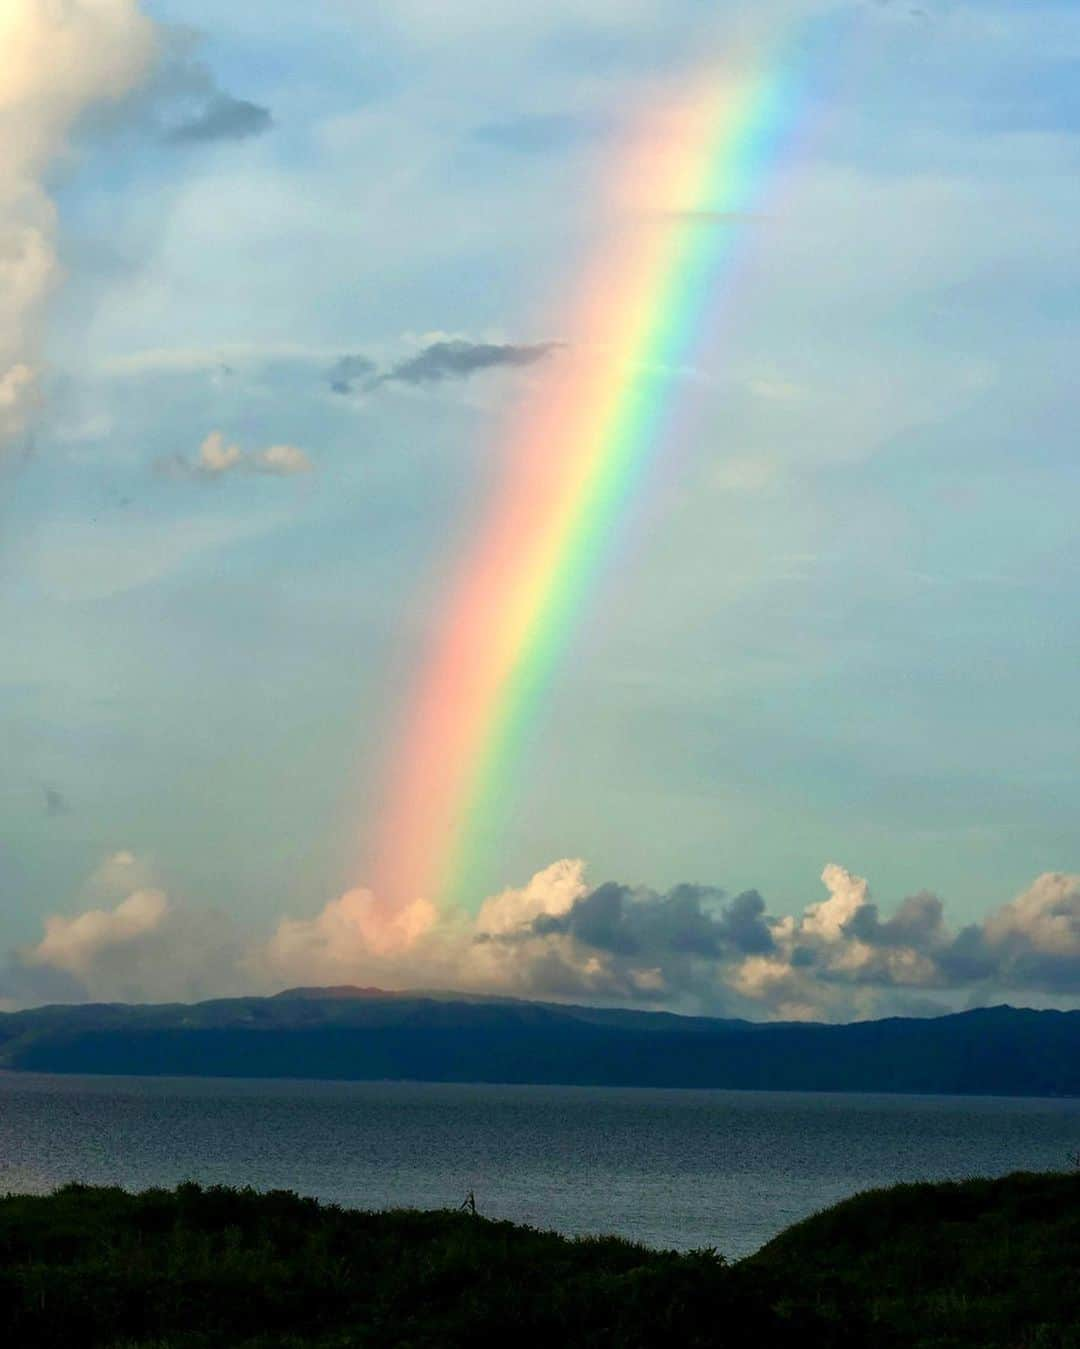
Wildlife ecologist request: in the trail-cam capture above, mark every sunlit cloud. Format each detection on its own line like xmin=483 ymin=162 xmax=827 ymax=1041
xmin=9 ymin=855 xmax=1080 ymax=1022
xmin=157 ymin=431 xmax=313 ymax=480
xmin=0 ymin=0 xmax=157 ymax=453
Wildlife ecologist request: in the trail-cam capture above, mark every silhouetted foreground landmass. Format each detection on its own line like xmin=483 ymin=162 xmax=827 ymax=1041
xmin=1 ymin=1173 xmax=1078 ymax=1347
xmin=2 ymin=990 xmax=1080 ymax=1096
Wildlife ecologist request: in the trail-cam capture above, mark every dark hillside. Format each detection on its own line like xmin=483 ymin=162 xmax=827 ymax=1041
xmin=752 ymin=1170 xmax=1080 ymax=1347
xmin=2 ymin=1174 xmax=1079 ymax=1346
xmin=2 ymin=993 xmax=1079 ymax=1096
xmin=0 ymin=1183 xmax=825 ymax=1349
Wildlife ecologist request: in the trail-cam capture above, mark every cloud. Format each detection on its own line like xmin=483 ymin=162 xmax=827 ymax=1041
xmin=24 ymin=888 xmax=169 ymax=977
xmin=376 ymin=339 xmax=561 ymax=388
xmin=325 ymin=340 xmax=562 ymax=396
xmin=468 ymin=863 xmax=1080 ymax=1019
xmin=140 ymin=24 xmax=271 ymax=146
xmin=158 ymin=431 xmax=313 ymax=480
xmin=474 ymin=859 xmax=590 ymax=936
xmin=9 ymin=857 xmax=1080 ymax=1020
xmin=327 ymin=354 xmax=378 ymax=395
xmin=240 ymin=857 xmax=954 ymax=1014
xmin=166 ymin=92 xmax=273 ymax=144
xmin=12 ymin=850 xmax=240 ymax=1005
xmin=249 ymin=888 xmax=440 ymax=987
xmin=470 ymin=871 xmax=780 ymax=1009
xmin=942 ymin=873 xmax=1080 ymax=995
xmin=0 ymin=0 xmax=157 ymax=454
xmin=477 ymin=864 xmax=1080 ymax=1019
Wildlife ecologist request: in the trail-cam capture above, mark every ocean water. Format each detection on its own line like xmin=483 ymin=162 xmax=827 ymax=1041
xmin=1 ymin=1073 xmax=1077 ymax=1256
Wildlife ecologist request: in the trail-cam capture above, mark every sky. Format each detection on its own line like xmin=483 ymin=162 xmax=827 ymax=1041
xmin=2 ymin=0 xmax=1079 ymax=1020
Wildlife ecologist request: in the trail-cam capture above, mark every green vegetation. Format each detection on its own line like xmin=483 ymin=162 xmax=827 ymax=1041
xmin=755 ymin=1170 xmax=1080 ymax=1349
xmin=0 ymin=1173 xmax=1078 ymax=1347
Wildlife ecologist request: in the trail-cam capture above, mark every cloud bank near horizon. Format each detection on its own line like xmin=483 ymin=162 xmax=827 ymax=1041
xmin=6 ymin=855 xmax=1080 ymax=1022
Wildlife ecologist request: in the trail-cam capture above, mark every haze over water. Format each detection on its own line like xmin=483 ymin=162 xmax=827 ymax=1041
xmin=3 ymin=1074 xmax=1077 ymax=1256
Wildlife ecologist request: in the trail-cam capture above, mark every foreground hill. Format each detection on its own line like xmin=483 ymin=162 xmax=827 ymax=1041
xmin=754 ymin=1171 xmax=1080 ymax=1347
xmin=2 ymin=989 xmax=1079 ymax=1096
xmin=2 ymin=1173 xmax=1078 ymax=1347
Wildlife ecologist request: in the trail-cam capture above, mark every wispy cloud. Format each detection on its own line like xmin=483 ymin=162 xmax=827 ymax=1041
xmin=323 ymin=338 xmax=562 ymax=396
xmin=166 ymin=93 xmax=273 ymax=145
xmin=379 ymin=339 xmax=561 ymax=386
xmin=328 ymin=354 xmax=378 ymax=395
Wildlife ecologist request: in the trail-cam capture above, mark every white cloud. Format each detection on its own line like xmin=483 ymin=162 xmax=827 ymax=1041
xmin=983 ymin=873 xmax=1080 ymax=958
xmin=802 ymin=863 xmax=869 ymax=941
xmin=197 ymin=429 xmax=243 ymax=475
xmin=254 ymin=443 xmax=312 ymax=475
xmin=474 ymin=858 xmax=588 ymax=936
xmin=25 ymin=888 xmax=169 ymax=976
xmin=160 ymin=430 xmax=313 ymax=479
xmin=251 ymin=886 xmax=439 ymax=987
xmin=15 ymin=850 xmax=240 ymax=1005
xmin=0 ymin=0 xmax=157 ymax=452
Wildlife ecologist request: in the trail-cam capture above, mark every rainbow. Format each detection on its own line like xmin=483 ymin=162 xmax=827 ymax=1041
xmin=372 ymin=47 xmax=815 ymax=917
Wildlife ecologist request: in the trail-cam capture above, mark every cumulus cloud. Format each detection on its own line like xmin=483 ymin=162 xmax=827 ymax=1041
xmin=158 ymin=431 xmax=313 ymax=480
xmin=250 ymin=887 xmax=440 ymax=987
xmin=11 ymin=850 xmax=240 ymax=1006
xmin=244 ymin=861 xmax=1080 ymax=1020
xmin=0 ymin=0 xmax=157 ymax=454
xmin=8 ymin=856 xmax=1080 ymax=1019
xmin=25 ymin=888 xmax=169 ymax=977
xmin=466 ymin=863 xmax=1080 ymax=1019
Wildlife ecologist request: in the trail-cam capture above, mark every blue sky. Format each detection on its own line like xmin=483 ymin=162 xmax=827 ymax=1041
xmin=2 ymin=0 xmax=1079 ymax=1016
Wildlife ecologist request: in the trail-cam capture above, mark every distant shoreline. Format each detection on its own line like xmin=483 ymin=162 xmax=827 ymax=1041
xmin=2 ymin=991 xmax=1078 ymax=1098
xmin=2 ymin=1063 xmax=1080 ymax=1102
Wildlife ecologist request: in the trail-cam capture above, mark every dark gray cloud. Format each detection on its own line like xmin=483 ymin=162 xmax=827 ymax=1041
xmin=167 ymin=93 xmax=273 ymax=144
xmin=326 ymin=340 xmax=561 ymax=397
xmin=532 ymin=883 xmax=773 ymax=960
xmin=139 ymin=30 xmax=273 ymax=148
xmin=843 ymin=890 xmax=946 ymax=950
xmin=378 ymin=339 xmax=560 ymax=387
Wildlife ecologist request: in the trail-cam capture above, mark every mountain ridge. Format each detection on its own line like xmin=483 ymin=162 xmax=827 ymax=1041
xmin=2 ymin=989 xmax=1077 ymax=1096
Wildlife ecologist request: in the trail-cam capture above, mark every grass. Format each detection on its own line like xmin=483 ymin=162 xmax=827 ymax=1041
xmin=1 ymin=1172 xmax=1078 ymax=1347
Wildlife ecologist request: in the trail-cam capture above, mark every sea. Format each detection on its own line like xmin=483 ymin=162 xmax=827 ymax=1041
xmin=1 ymin=1073 xmax=1077 ymax=1257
